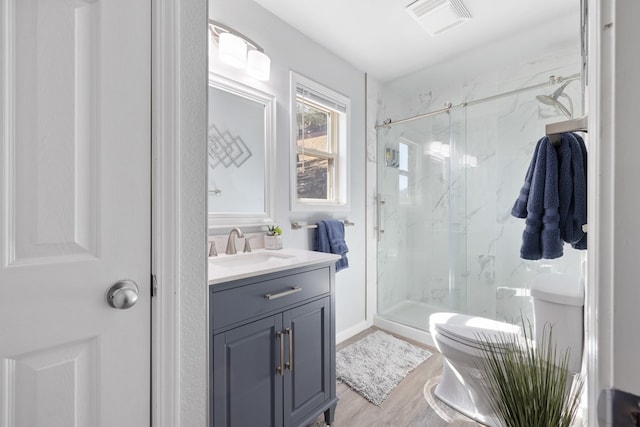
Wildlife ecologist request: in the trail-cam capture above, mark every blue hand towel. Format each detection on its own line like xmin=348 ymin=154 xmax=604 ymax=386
xmin=315 ymin=221 xmax=331 ymax=254
xmin=314 ymin=220 xmax=349 ymax=272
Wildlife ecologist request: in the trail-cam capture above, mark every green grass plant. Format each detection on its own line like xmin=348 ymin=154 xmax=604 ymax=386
xmin=475 ymin=319 xmax=584 ymax=427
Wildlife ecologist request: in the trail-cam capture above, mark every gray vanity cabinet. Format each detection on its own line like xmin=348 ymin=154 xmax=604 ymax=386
xmin=212 ymin=316 xmax=283 ymax=426
xmin=210 ymin=264 xmax=337 ymax=427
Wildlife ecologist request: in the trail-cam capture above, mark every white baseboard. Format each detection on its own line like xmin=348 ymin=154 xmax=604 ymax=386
xmin=373 ymin=315 xmax=436 ymax=348
xmin=336 ymin=320 xmax=371 ymax=344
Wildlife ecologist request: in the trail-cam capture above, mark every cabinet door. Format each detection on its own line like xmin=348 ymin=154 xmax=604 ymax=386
xmin=283 ymin=297 xmax=331 ymax=426
xmin=212 ymin=315 xmax=283 ymax=427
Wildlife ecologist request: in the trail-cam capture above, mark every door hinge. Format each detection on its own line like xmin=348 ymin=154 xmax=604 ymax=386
xmin=151 ymin=274 xmax=158 ymax=297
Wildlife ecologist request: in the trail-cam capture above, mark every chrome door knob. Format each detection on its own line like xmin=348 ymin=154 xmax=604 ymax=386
xmin=106 ymin=280 xmax=139 ymax=309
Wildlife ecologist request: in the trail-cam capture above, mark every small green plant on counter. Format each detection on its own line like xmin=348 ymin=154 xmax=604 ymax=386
xmin=266 ymin=225 xmax=282 ymax=236
xmin=475 ymin=318 xmax=584 ymax=427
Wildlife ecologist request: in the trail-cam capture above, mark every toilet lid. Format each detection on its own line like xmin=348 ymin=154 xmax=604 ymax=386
xmin=431 ymin=313 xmax=521 ymax=349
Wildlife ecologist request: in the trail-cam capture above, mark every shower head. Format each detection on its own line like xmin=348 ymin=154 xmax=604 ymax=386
xmin=536 ymin=80 xmax=574 ymax=118
xmin=541 ymin=80 xmax=572 ymax=103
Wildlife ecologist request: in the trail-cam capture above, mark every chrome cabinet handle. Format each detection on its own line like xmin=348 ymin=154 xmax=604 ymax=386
xmin=106 ymin=280 xmax=139 ymax=309
xmin=264 ymin=287 xmax=302 ymax=300
xmin=276 ymin=331 xmax=284 ymax=376
xmin=285 ymin=328 xmax=293 ymax=371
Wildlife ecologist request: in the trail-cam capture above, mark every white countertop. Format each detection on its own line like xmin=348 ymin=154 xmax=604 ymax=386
xmin=208 ymin=248 xmax=341 ymax=285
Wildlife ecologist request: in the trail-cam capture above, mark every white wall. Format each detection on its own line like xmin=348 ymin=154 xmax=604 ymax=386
xmin=156 ymin=1 xmax=208 ymax=426
xmin=179 ymin=6 xmax=209 ymax=427
xmin=608 ymin=0 xmax=640 ymax=397
xmin=208 ymin=0 xmax=368 ymax=339
xmin=591 ymin=0 xmax=640 ymax=411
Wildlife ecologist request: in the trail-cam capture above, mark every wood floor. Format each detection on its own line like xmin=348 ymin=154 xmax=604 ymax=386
xmin=312 ymin=327 xmax=482 ymax=427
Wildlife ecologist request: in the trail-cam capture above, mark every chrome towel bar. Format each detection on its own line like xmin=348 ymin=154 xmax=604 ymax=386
xmin=291 ymin=220 xmax=354 ymax=230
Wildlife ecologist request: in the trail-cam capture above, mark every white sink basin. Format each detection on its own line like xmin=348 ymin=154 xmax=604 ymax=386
xmin=209 ymin=251 xmax=296 ymax=268
xmin=207 ymin=248 xmax=341 ymax=285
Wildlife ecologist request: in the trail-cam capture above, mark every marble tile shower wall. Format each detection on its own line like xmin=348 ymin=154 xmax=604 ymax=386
xmin=376 ymin=46 xmax=584 ymax=323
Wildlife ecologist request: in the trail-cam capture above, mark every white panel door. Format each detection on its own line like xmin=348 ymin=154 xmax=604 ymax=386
xmin=0 ymin=0 xmax=151 ymax=425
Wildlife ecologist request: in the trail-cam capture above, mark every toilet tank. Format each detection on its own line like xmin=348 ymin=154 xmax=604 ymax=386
xmin=530 ymin=273 xmax=584 ymax=374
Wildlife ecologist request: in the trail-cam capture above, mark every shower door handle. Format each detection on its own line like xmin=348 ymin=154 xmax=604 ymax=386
xmin=376 ymin=194 xmax=385 ymax=242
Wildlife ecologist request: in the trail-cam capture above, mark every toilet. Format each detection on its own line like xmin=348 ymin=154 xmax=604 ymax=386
xmin=429 ymin=273 xmax=584 ymax=427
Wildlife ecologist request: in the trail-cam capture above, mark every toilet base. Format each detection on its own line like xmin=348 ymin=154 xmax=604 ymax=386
xmin=433 ymin=359 xmax=501 ymax=427
xmin=429 ymin=309 xmax=584 ymax=427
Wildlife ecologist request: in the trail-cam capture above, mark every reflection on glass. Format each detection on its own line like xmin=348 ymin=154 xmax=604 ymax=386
xmin=398 ymin=138 xmax=414 ymax=205
xmin=297 ymin=156 xmax=329 ymax=199
xmin=297 ymin=102 xmax=329 ymax=151
xmin=426 ymin=141 xmax=450 ymax=161
xmin=399 ymin=174 xmax=409 ymax=204
xmin=398 ymin=142 xmax=409 ymax=171
xmin=296 ymin=96 xmax=337 ymax=201
xmin=208 ymin=86 xmax=264 ymax=213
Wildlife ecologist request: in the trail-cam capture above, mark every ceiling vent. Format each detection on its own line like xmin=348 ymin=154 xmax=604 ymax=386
xmin=406 ymin=0 xmax=472 ymax=36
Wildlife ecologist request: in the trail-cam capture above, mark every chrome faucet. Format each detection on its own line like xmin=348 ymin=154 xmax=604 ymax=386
xmin=225 ymin=227 xmax=244 ymax=255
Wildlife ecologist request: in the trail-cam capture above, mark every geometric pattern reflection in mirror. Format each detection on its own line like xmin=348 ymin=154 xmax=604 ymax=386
xmin=208 ymin=124 xmax=253 ymax=169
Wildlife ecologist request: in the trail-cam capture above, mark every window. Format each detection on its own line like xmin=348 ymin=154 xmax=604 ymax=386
xmin=290 ymin=72 xmax=350 ymax=211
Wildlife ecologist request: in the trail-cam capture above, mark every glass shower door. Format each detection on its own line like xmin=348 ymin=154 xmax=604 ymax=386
xmin=376 ymin=112 xmax=466 ymax=331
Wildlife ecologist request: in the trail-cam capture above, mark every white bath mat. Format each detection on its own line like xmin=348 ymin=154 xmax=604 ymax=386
xmin=336 ymin=330 xmax=432 ymax=406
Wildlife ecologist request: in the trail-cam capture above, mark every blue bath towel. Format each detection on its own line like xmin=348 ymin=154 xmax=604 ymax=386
xmin=571 ymin=133 xmax=588 ymax=250
xmin=512 ymin=138 xmax=544 ymax=218
xmin=314 ymin=220 xmax=349 ymax=272
xmin=557 ymin=133 xmax=588 ymax=249
xmin=512 ymin=132 xmax=588 ymax=260
xmin=515 ymin=137 xmax=563 ymax=260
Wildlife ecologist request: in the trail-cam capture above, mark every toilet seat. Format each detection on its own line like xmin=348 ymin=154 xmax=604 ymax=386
xmin=430 ymin=313 xmax=521 ymax=350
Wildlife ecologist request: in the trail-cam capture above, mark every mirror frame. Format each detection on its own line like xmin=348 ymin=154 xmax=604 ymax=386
xmin=207 ymin=72 xmax=276 ymax=228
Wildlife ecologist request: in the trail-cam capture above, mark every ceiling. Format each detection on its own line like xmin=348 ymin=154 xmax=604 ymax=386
xmin=253 ymin=0 xmax=580 ymax=82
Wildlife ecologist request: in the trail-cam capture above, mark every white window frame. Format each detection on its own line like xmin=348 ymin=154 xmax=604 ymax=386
xmin=290 ymin=71 xmax=350 ymax=212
